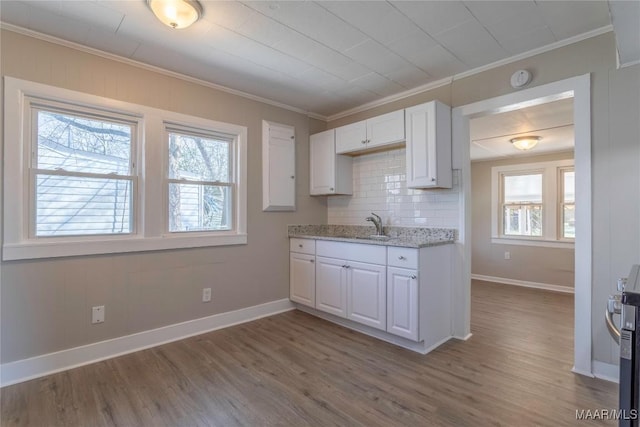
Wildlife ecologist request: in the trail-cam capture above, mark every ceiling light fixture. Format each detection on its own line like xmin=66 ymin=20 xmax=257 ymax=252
xmin=147 ymin=0 xmax=203 ymax=29
xmin=510 ymin=136 xmax=542 ymax=151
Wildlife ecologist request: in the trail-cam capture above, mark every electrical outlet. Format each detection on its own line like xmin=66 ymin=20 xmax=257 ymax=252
xmin=202 ymin=288 xmax=212 ymax=303
xmin=504 ymin=251 xmax=511 ymax=260
xmin=92 ymin=305 xmax=105 ymax=324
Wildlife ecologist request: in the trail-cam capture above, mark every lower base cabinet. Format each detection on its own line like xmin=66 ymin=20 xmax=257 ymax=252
xmin=387 ymin=267 xmax=419 ymax=341
xmin=316 ymin=256 xmax=386 ymax=330
xmin=290 ymin=238 xmax=453 ymax=353
xmin=289 ymin=252 xmax=316 ymax=307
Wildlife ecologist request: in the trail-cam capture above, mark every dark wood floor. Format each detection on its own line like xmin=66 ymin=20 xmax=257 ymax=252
xmin=1 ymin=281 xmax=617 ymax=426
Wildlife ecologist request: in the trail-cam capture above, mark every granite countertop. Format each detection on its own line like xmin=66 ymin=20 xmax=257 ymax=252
xmin=288 ymin=225 xmax=456 ymax=249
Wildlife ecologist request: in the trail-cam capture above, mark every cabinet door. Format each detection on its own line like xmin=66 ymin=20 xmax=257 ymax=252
xmin=366 ymin=110 xmax=405 ymax=149
xmin=315 ymin=256 xmax=347 ymax=317
xmin=290 ymin=253 xmax=315 ymax=307
xmin=405 ymin=101 xmax=451 ymax=189
xmin=347 ymin=261 xmax=386 ymax=330
xmin=387 ymin=267 xmax=419 ymax=341
xmin=310 ymin=130 xmax=336 ymax=195
xmin=263 ymin=121 xmax=295 ymax=211
xmin=335 ymin=120 xmax=367 ymax=154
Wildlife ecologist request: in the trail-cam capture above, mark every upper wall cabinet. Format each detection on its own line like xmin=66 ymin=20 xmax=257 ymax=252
xmin=263 ymin=121 xmax=296 ymax=211
xmin=405 ymin=101 xmax=452 ymax=189
xmin=335 ymin=110 xmax=405 ymax=154
xmin=310 ymin=129 xmax=353 ymax=196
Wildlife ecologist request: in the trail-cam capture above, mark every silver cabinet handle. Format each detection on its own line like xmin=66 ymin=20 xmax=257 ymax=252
xmin=411 ymin=275 xmax=417 ymax=280
xmin=329 ymin=187 xmax=334 ymax=191
xmin=342 ymin=265 xmax=350 ymax=269
xmin=431 ymin=177 xmax=436 ymax=182
xmin=361 ymin=140 xmax=366 ymax=144
xmin=299 ymin=244 xmax=303 ymax=248
xmin=367 ymin=139 xmax=371 ymax=143
xmin=310 ymin=259 xmax=315 ymax=263
xmin=398 ymin=256 xmax=406 ymax=260
xmin=291 ymin=175 xmax=295 ymax=179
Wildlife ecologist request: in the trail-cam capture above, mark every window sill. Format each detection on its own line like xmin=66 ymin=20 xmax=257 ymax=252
xmin=491 ymin=237 xmax=574 ymax=249
xmin=2 ymin=233 xmax=248 ymax=261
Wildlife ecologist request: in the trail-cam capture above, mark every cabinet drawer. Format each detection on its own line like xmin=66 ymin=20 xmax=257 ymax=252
xmin=290 ymin=238 xmax=316 ymax=255
xmin=316 ymin=240 xmax=386 ymax=265
xmin=387 ymin=247 xmax=418 ymax=269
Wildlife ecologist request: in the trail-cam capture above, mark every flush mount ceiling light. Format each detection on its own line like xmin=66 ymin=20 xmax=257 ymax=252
xmin=510 ymin=136 xmax=542 ymax=151
xmin=147 ymin=0 xmax=203 ymax=29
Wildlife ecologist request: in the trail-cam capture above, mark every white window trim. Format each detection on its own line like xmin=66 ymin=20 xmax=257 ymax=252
xmin=490 ymin=159 xmax=574 ymax=249
xmin=3 ymin=77 xmax=247 ymax=260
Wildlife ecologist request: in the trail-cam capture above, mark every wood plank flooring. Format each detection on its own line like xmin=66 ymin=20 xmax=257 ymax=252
xmin=1 ymin=281 xmax=618 ymax=426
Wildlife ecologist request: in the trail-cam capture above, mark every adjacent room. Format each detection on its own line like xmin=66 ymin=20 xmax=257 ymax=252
xmin=1 ymin=1 xmax=639 ymax=426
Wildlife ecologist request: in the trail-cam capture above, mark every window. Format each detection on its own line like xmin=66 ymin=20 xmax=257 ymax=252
xmin=166 ymin=127 xmax=233 ymax=233
xmin=3 ymin=77 xmax=247 ymax=260
xmin=491 ymin=159 xmax=574 ymax=248
xmin=32 ymin=106 xmax=137 ymax=237
xmin=502 ymin=172 xmax=543 ymax=237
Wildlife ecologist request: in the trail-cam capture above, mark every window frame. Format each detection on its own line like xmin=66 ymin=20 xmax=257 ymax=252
xmin=491 ymin=159 xmax=574 ymax=249
xmin=28 ymin=101 xmax=140 ymax=239
xmin=3 ymin=77 xmax=247 ymax=261
xmin=163 ymin=123 xmax=236 ymax=234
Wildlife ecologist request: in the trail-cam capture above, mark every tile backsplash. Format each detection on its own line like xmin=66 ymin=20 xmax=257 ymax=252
xmin=327 ymin=148 xmax=460 ymax=228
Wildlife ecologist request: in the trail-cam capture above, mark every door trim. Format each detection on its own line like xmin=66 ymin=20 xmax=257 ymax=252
xmin=452 ymin=74 xmax=592 ymax=376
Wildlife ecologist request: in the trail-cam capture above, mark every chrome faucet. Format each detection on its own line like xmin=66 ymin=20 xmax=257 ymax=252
xmin=366 ymin=212 xmax=384 ymax=236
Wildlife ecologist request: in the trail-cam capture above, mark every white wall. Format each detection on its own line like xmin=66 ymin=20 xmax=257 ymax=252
xmin=327 ymin=148 xmax=460 ymax=228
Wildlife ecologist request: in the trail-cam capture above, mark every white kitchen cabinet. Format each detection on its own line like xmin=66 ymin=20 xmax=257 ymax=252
xmin=290 ymin=252 xmax=316 ymax=307
xmin=262 ymin=121 xmax=296 ymax=211
xmin=290 ymin=237 xmax=453 ymax=354
xmin=290 ymin=238 xmax=316 ymax=307
xmin=315 ymin=241 xmax=386 ymax=330
xmin=347 ymin=260 xmax=386 ymax=330
xmin=309 ymin=129 xmax=352 ymax=195
xmin=405 ymin=101 xmax=452 ymax=189
xmin=315 ymin=256 xmax=348 ymax=317
xmin=335 ymin=110 xmax=405 ymax=154
xmin=387 ymin=266 xmax=419 ymax=341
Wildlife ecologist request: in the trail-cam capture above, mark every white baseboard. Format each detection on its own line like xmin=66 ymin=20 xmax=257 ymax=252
xmin=592 ymin=361 xmax=620 ymax=383
xmin=1 ymin=299 xmax=295 ymax=387
xmin=471 ymin=274 xmax=574 ymax=294
xmin=453 ymin=333 xmax=473 ymax=341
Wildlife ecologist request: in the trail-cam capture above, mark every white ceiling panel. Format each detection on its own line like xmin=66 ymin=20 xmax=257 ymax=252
xmin=384 ymin=67 xmax=433 ymax=89
xmin=408 ymin=44 xmax=468 ymax=79
xmin=433 ymin=19 xmax=508 ymax=67
xmin=391 ymin=0 xmax=475 ymax=36
xmin=350 ymin=72 xmax=406 ymax=97
xmin=319 ymin=1 xmax=418 ymax=47
xmin=344 ymin=39 xmax=409 ymax=76
xmin=243 ymin=1 xmax=366 ymax=52
xmin=463 ymin=1 xmax=537 ymax=27
xmin=536 ymin=0 xmax=612 ymax=40
xmin=0 ymin=0 xmax=619 ymax=117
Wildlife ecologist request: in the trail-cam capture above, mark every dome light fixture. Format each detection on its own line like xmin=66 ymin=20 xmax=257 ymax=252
xmin=147 ymin=0 xmax=203 ymax=29
xmin=510 ymin=136 xmax=542 ymax=151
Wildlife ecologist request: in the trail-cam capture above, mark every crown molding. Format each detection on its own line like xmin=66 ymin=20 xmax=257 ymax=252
xmin=0 ymin=22 xmax=328 ymax=121
xmin=326 ymin=25 xmax=613 ymax=122
xmin=1 ymin=22 xmax=612 ymax=123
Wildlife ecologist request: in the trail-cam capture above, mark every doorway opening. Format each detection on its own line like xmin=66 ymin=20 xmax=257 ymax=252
xmin=452 ymin=74 xmax=592 ymax=375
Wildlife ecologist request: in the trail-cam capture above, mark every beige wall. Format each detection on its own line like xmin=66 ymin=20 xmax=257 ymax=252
xmin=2 ymin=29 xmax=639 ymax=369
xmin=471 ymin=152 xmax=575 ymax=288
xmin=328 ymin=32 xmax=640 ymax=366
xmin=0 ymin=30 xmax=327 ymax=363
